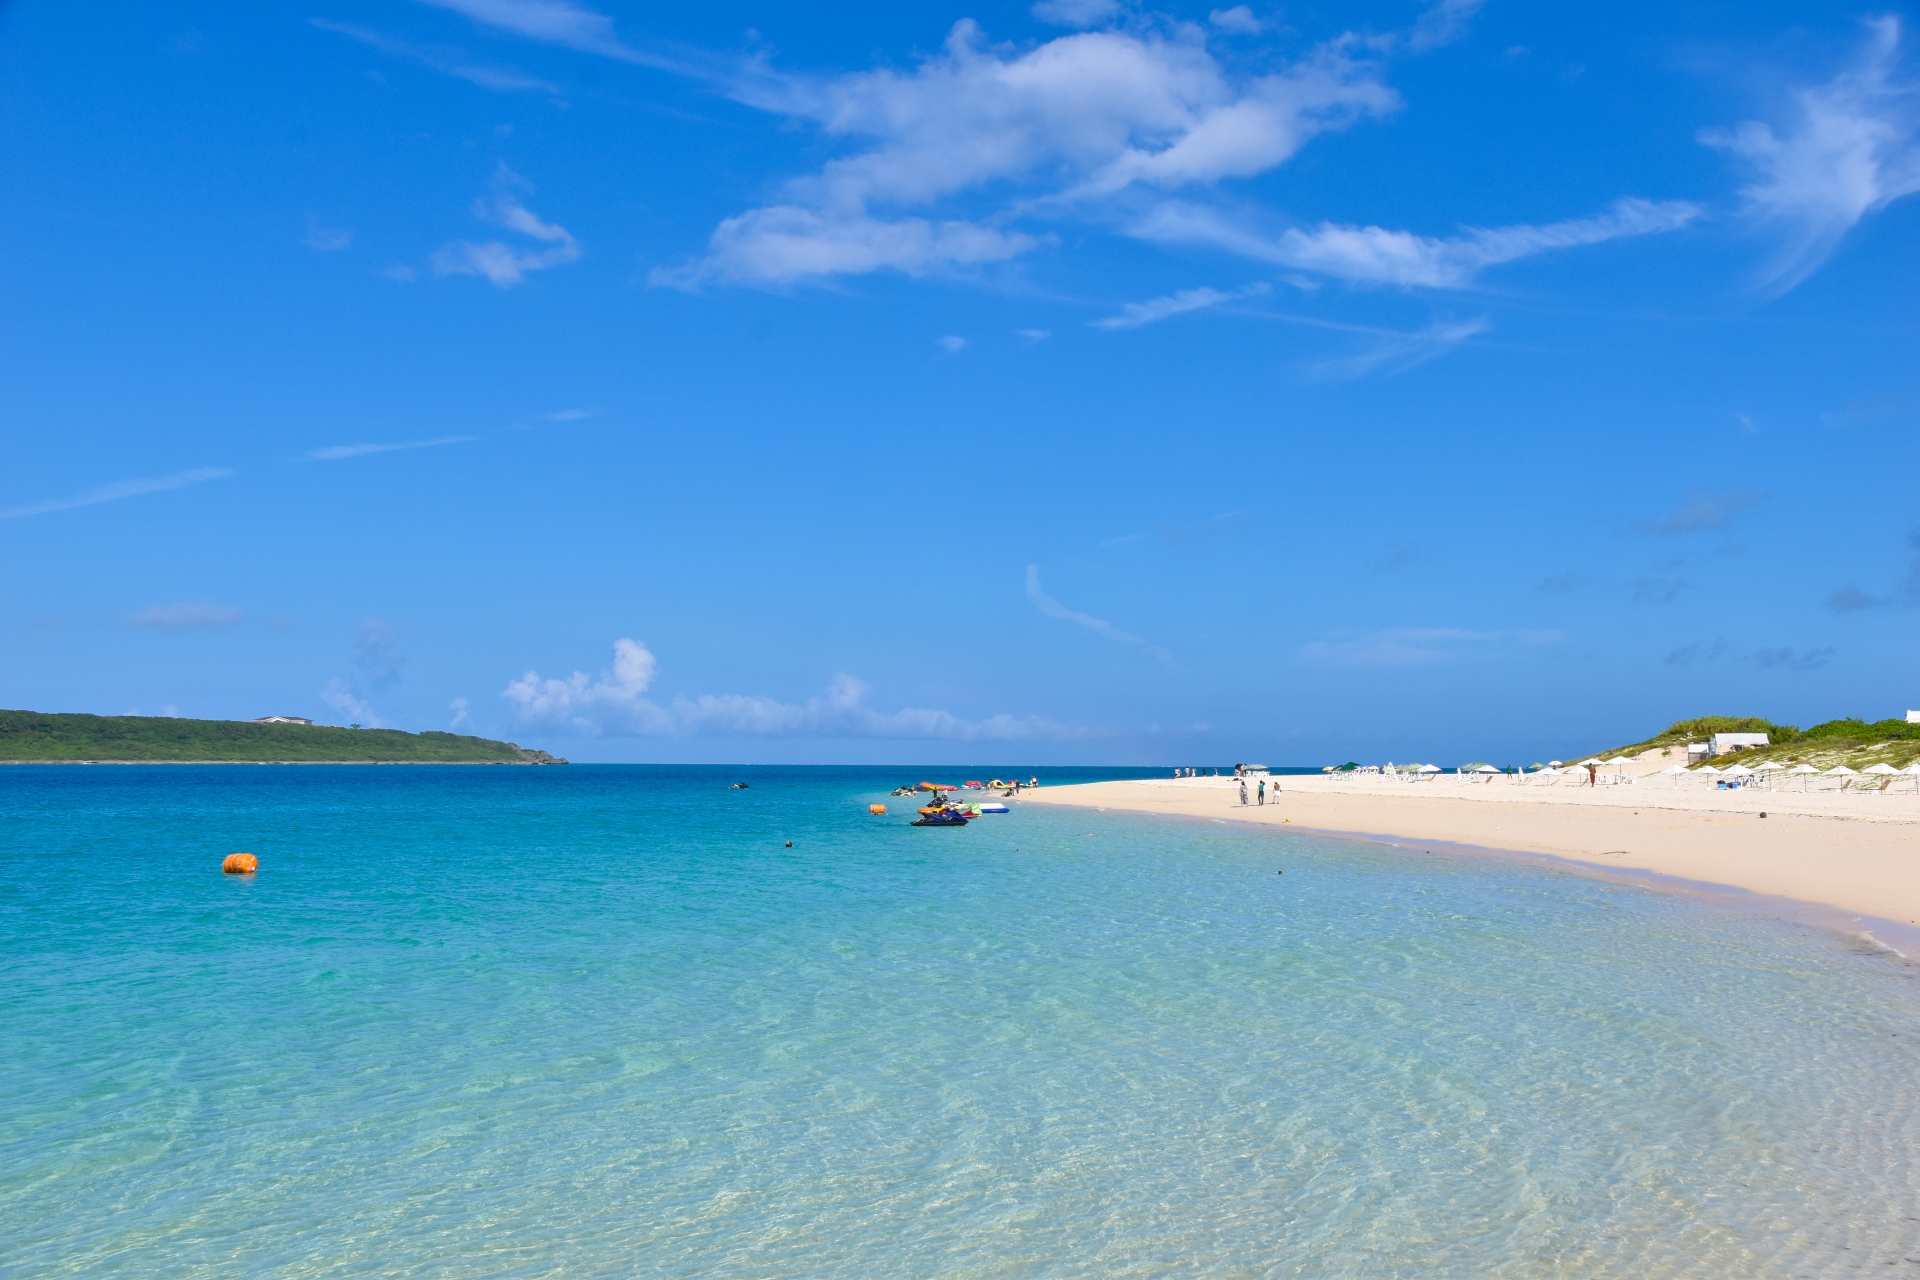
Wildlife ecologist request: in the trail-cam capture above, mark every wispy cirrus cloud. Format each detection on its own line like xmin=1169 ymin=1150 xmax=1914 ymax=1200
xmin=503 ymin=638 xmax=1089 ymax=739
xmin=1093 ymin=283 xmax=1269 ymax=329
xmin=1025 ymin=565 xmax=1171 ymax=661
xmin=414 ymin=0 xmax=679 ymax=69
xmin=305 ymin=435 xmax=476 ymax=461
xmin=1701 ymin=16 xmax=1920 ymax=294
xmin=0 ymin=467 xmax=232 ymax=521
xmin=431 ymin=164 xmax=581 ymax=287
xmin=1133 ymin=197 xmax=1700 ymax=287
xmin=1308 ymin=316 xmax=1489 ymax=378
xmin=311 ymin=18 xmax=561 ymax=94
xmin=127 ymin=602 xmax=243 ymax=630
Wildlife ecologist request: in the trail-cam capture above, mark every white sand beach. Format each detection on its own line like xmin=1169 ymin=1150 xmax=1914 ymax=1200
xmin=1020 ymin=766 xmax=1920 ymax=944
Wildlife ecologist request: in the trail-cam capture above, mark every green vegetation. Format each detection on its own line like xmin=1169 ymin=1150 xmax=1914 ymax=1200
xmin=1570 ymin=714 xmax=1920 ymax=771
xmin=0 ymin=711 xmax=565 ymax=764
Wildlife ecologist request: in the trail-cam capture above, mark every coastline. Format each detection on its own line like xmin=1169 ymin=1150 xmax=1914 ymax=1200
xmin=1019 ymin=775 xmax=1920 ymax=955
xmin=0 ymin=759 xmax=559 ymax=766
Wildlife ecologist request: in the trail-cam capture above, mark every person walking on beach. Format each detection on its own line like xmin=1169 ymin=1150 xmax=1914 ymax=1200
xmin=1239 ymin=778 xmax=1249 ymax=806
xmin=1257 ymin=778 xmax=1266 ymax=805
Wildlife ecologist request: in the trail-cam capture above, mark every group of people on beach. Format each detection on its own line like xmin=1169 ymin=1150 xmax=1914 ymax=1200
xmin=1238 ymin=776 xmax=1278 ymax=806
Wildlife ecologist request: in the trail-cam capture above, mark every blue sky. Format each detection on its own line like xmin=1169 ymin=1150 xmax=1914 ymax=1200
xmin=2 ymin=0 xmax=1917 ymax=764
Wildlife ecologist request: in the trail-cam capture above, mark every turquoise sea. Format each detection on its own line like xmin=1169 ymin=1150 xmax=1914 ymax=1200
xmin=4 ymin=765 xmax=1918 ymax=1278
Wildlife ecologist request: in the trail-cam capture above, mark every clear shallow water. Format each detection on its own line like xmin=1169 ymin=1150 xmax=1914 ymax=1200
xmin=3 ymin=765 xmax=1918 ymax=1279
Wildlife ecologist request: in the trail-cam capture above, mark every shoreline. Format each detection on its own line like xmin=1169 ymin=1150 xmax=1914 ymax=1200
xmin=1019 ymin=776 xmax=1920 ymax=957
xmin=0 ymin=759 xmax=557 ymax=766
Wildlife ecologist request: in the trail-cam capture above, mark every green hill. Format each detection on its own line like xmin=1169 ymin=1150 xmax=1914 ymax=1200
xmin=1568 ymin=715 xmax=1920 ymax=770
xmin=0 ymin=711 xmax=566 ymax=764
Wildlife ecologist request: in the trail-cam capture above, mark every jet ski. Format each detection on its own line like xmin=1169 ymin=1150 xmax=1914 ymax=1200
xmin=911 ymin=809 xmax=970 ymax=826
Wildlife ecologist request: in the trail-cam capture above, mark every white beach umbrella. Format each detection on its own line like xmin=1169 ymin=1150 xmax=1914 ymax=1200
xmin=1864 ymin=763 xmax=1899 ymax=775
xmin=1417 ymin=764 xmax=1441 ymax=773
xmin=1824 ymin=765 xmax=1858 ymax=775
xmin=1788 ymin=762 xmax=1820 ymax=791
xmin=1695 ymin=764 xmax=1722 ymax=775
xmin=1659 ymin=764 xmax=1686 ymax=787
xmin=1548 ymin=760 xmax=1563 ymax=767
xmin=1755 ymin=760 xmax=1785 ymax=770
xmin=1724 ymin=764 xmax=1755 ymax=776
xmin=1604 ymin=756 xmax=1634 ymax=765
xmin=1577 ymin=758 xmax=1602 ymax=767
xmin=1903 ymin=762 xmax=1920 ymax=792
xmin=1473 ymin=764 xmax=1500 ymax=774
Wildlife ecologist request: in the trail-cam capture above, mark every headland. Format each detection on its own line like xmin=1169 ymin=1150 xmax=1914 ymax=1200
xmin=0 ymin=710 xmax=565 ymax=764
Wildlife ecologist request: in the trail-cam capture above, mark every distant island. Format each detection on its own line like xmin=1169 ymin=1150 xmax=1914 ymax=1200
xmin=0 ymin=710 xmax=566 ymax=764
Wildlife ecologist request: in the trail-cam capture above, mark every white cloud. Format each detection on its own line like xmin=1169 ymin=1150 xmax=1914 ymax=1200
xmin=1700 ymin=16 xmax=1920 ymax=293
xmin=1135 ymin=196 xmax=1701 ymax=286
xmin=1209 ymin=7 xmax=1263 ymax=36
xmin=1408 ymin=0 xmax=1485 ymax=53
xmin=449 ymin=697 xmax=471 ymax=730
xmin=658 ymin=21 xmax=1398 ymax=285
xmin=320 ymin=679 xmax=381 ymax=726
xmin=1298 ymin=627 xmax=1562 ymax=669
xmin=127 ymin=602 xmax=243 ymax=630
xmin=0 ymin=467 xmax=232 ymax=520
xmin=311 ymin=19 xmax=562 ymax=94
xmin=938 ymin=334 xmax=967 ymax=352
xmin=305 ymin=435 xmax=476 ymax=461
xmin=502 ymin=638 xmax=1085 ymax=739
xmin=1018 ymin=328 xmax=1052 ymax=342
xmin=414 ymin=0 xmax=663 ymax=65
xmin=432 ymin=165 xmax=580 ymax=287
xmin=1092 ymin=281 xmax=1268 ymax=328
xmin=1026 ymin=565 xmax=1170 ymax=661
xmin=1307 ymin=316 xmax=1489 ymax=379
xmin=652 ymin=206 xmax=1039 ymax=287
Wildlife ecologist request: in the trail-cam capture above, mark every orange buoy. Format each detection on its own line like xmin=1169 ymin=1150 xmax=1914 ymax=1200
xmin=222 ymin=852 xmax=258 ymax=875
xmin=869 ymin=803 xmax=887 ymax=814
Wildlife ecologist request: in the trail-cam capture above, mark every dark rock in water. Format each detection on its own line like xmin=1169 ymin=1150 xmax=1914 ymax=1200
xmin=729 ymin=782 xmax=750 ymax=789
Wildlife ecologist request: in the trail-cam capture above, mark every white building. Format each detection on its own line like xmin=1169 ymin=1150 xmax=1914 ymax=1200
xmin=1908 ymin=710 xmax=1920 ymax=724
xmin=1709 ymin=732 xmax=1769 ymax=755
xmin=253 ymin=716 xmax=314 ymax=725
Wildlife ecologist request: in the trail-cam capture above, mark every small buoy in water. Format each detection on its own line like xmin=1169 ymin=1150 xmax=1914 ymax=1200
xmin=785 ymin=841 xmax=793 ymax=848
xmin=222 ymin=853 xmax=258 ymax=875
xmin=869 ymin=803 xmax=886 ymax=815
xmin=1277 ymin=869 xmax=1283 ymax=875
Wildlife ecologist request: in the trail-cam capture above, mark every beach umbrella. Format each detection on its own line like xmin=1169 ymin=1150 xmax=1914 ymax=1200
xmin=1755 ymin=760 xmax=1785 ymax=770
xmin=1604 ymin=756 xmax=1634 ymax=765
xmin=1904 ymin=762 xmax=1920 ymax=792
xmin=1548 ymin=760 xmax=1564 ymax=767
xmin=1788 ymin=763 xmax=1819 ymax=791
xmin=1724 ymin=764 xmax=1754 ymax=775
xmin=1864 ymin=763 xmax=1899 ymax=774
xmin=1417 ymin=764 xmax=1441 ymax=774
xmin=1473 ymin=764 xmax=1500 ymax=774
xmin=1577 ymin=758 xmax=1602 ymax=767
xmin=1695 ymin=764 xmax=1722 ymax=774
xmin=1659 ymin=764 xmax=1686 ymax=788
xmin=1824 ymin=765 xmax=1858 ymax=792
